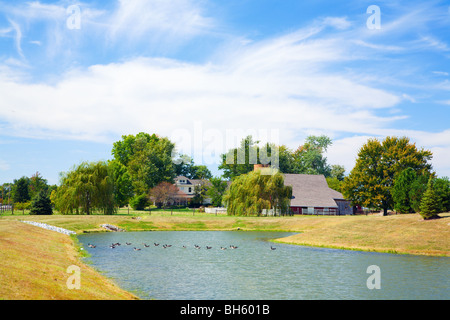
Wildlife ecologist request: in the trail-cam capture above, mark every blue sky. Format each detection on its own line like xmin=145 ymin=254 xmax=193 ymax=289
xmin=0 ymin=0 xmax=449 ymax=185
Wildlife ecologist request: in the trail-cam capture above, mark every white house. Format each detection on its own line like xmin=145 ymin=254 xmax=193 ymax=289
xmin=174 ymin=176 xmax=212 ymax=205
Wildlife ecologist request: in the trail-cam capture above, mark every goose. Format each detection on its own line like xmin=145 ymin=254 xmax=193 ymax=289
xmin=133 ymin=247 xmax=141 ymax=251
xmin=126 ymin=242 xmax=132 ymax=245
xmin=220 ymin=247 xmax=227 ymax=250
xmin=229 ymin=245 xmax=238 ymax=249
xmin=206 ymin=246 xmax=212 ymax=249
xmin=182 ymin=245 xmax=186 ymax=249
xmin=270 ymin=246 xmax=276 ymax=250
xmin=143 ymin=243 xmax=150 ymax=247
xmin=87 ymin=243 xmax=96 ymax=248
xmin=154 ymin=243 xmax=159 ymax=246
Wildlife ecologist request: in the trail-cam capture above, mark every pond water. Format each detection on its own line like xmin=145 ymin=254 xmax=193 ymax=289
xmin=78 ymin=231 xmax=449 ymax=300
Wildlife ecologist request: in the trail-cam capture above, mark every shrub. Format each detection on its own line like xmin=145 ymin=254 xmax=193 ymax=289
xmin=30 ymin=190 xmax=53 ymax=215
xmin=130 ymin=194 xmax=149 ymax=210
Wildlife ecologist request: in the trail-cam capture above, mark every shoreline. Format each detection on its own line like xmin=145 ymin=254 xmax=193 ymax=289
xmin=3 ymin=212 xmax=449 ymax=257
xmin=1 ymin=213 xmax=448 ymax=299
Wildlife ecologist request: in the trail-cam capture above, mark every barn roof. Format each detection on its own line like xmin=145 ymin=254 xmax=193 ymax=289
xmin=283 ymin=174 xmax=344 ymax=208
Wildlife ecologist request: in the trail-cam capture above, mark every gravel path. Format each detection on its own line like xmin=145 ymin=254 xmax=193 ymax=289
xmin=21 ymin=220 xmax=76 ymax=235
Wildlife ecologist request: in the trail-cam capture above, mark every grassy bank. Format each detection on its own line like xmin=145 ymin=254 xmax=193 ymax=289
xmin=1 ymin=211 xmax=448 ymax=299
xmin=0 ymin=219 xmax=138 ymax=300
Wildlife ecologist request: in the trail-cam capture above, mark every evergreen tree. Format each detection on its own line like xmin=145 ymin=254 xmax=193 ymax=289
xmin=419 ymin=178 xmax=441 ymax=220
xmin=12 ymin=176 xmax=31 ymax=203
xmin=433 ymin=177 xmax=450 ymax=213
xmin=30 ymin=190 xmax=53 ymax=215
xmin=409 ymin=174 xmax=429 ymax=213
xmin=391 ymin=168 xmax=417 ymax=214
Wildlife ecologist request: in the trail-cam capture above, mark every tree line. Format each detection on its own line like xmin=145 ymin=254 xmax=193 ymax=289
xmin=1 ymin=132 xmax=448 ymax=218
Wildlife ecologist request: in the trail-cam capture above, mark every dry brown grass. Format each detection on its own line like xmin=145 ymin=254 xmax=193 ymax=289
xmin=0 ymin=220 xmax=138 ymax=300
xmin=275 ymin=213 xmax=450 ymax=256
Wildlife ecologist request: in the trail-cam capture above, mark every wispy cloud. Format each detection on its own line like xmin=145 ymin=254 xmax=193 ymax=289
xmin=107 ymin=0 xmax=214 ymax=42
xmin=0 ymin=16 xmax=405 ymax=145
xmin=7 ymin=19 xmax=23 ymax=58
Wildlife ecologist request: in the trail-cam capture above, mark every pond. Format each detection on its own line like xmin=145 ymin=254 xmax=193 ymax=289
xmin=78 ymin=231 xmax=449 ymax=300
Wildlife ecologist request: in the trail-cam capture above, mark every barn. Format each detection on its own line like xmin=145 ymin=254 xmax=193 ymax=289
xmin=283 ymin=174 xmax=353 ymax=215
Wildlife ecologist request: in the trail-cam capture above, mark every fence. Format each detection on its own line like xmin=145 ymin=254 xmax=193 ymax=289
xmin=301 ymin=207 xmax=338 ymax=215
xmin=0 ymin=204 xmax=14 ymax=214
xmin=261 ymin=209 xmax=282 ymax=216
xmin=205 ymin=207 xmax=227 ymax=214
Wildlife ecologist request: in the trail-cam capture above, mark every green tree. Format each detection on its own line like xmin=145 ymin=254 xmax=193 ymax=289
xmin=192 ymin=181 xmax=208 ymax=207
xmin=219 ymin=136 xmax=261 ymax=179
xmin=191 ymin=165 xmax=212 ymax=180
xmin=55 ymin=161 xmax=116 ymax=215
xmin=419 ymin=178 xmax=441 ymax=220
xmin=409 ymin=174 xmax=430 ymax=213
xmin=108 ymin=160 xmax=133 ymax=207
xmin=391 ymin=168 xmax=417 ymax=214
xmin=113 ymin=133 xmax=176 ymax=195
xmin=1 ymin=183 xmax=13 ymax=205
xmin=291 ymin=135 xmax=332 ymax=176
xmin=433 ymin=177 xmax=450 ymax=213
xmin=278 ymin=145 xmax=295 ymax=174
xmin=223 ymin=170 xmax=292 ymax=216
xmin=330 ymin=165 xmax=346 ymax=181
xmin=174 ymin=154 xmax=212 ymax=179
xmin=207 ymin=177 xmax=228 ymax=207
xmin=12 ymin=176 xmax=31 ymax=203
xmin=326 ymin=177 xmax=343 ymax=192
xmin=129 ymin=194 xmax=149 ymax=211
xmin=29 ymin=172 xmax=49 ymax=199
xmin=30 ymin=190 xmax=53 ymax=215
xmin=342 ymin=136 xmax=433 ymax=216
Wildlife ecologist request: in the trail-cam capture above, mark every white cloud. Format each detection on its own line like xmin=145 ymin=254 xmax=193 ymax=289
xmin=107 ymin=0 xmax=214 ymax=42
xmin=7 ymin=19 xmax=23 ymax=58
xmin=433 ymin=71 xmax=449 ymax=76
xmin=0 ymin=2 xmax=449 ymax=177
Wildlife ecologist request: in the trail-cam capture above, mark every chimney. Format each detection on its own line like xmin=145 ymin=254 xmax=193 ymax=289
xmin=254 ymin=164 xmax=269 ymax=171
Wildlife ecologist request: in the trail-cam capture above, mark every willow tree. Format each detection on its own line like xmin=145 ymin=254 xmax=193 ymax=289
xmin=55 ymin=161 xmax=116 ymax=215
xmin=223 ymin=170 xmax=292 ymax=216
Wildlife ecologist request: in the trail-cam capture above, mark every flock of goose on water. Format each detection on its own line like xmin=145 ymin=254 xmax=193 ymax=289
xmin=87 ymin=242 xmax=277 ymax=251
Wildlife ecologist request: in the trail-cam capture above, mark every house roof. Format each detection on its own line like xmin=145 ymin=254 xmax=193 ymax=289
xmin=283 ymin=174 xmax=344 ymax=208
xmin=175 ymin=176 xmax=213 ymax=188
